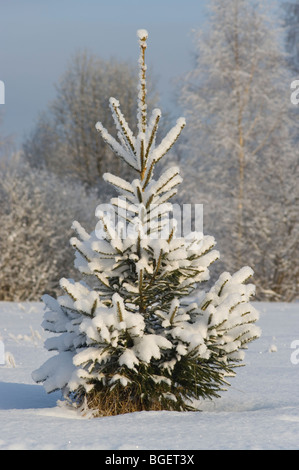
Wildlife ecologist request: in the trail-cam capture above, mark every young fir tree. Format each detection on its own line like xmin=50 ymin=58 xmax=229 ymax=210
xmin=32 ymin=30 xmax=260 ymax=416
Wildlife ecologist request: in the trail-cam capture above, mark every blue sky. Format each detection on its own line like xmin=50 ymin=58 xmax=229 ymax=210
xmin=0 ymin=0 xmax=208 ymax=148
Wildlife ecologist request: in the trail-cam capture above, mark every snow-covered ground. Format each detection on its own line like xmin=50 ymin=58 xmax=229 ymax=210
xmin=0 ymin=301 xmax=298 ymax=450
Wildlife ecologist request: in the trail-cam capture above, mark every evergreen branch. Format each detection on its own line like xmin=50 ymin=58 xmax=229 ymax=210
xmin=167 ymin=227 xmax=175 ymax=243
xmin=95 ymin=121 xmax=139 ymax=171
xmin=138 ymin=268 xmax=146 ymax=314
xmin=70 ymin=241 xmax=92 ymax=263
xmin=153 ymin=118 xmax=186 ymax=164
xmin=137 ymin=29 xmax=148 ymax=134
xmin=136 ymin=185 xmax=143 ymax=203
xmin=148 ymin=168 xmax=182 ymax=203
xmin=91 ymin=248 xmax=117 ymax=257
xmin=145 ymin=109 xmax=161 ymax=163
xmin=59 ymin=280 xmax=78 ymax=302
xmin=145 ymin=193 xmax=155 ymax=210
xmin=116 ymin=301 xmax=124 ymax=322
xmin=103 ymin=173 xmax=135 ymax=196
xmin=142 ymin=159 xmax=156 ymax=190
xmin=139 ymin=137 xmax=145 ymax=179
xmin=93 ymin=271 xmax=114 ymax=290
xmin=218 ymin=279 xmax=228 ymax=297
xmin=144 ymin=249 xmax=163 ymax=292
xmin=109 ymin=97 xmax=136 ymax=156
xmin=152 ymin=189 xmax=179 ymax=206
xmin=170 ymin=305 xmax=179 ymax=324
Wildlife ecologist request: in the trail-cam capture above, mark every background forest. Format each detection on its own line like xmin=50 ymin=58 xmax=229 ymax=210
xmin=0 ymin=0 xmax=298 ymax=303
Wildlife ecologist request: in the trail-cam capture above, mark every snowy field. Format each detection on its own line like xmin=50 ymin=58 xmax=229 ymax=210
xmin=0 ymin=300 xmax=299 ymax=450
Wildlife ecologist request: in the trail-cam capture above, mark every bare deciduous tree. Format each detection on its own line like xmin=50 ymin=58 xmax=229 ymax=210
xmin=23 ymin=52 xmax=161 ymax=187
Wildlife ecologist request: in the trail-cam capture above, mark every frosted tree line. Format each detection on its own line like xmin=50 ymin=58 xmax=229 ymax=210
xmin=0 ymin=0 xmax=298 ymax=302
xmin=177 ymin=0 xmax=299 ymax=301
xmin=0 ymin=158 xmax=100 ymax=301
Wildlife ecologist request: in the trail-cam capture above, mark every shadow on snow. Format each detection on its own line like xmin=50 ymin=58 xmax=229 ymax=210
xmin=0 ymin=381 xmax=60 ymax=410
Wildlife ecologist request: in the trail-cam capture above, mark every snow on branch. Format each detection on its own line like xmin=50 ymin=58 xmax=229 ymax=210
xmin=148 ymin=166 xmax=182 ymax=197
xmin=95 ymin=121 xmax=139 ymax=171
xmin=144 ymin=108 xmax=161 ymax=162
xmin=137 ymin=29 xmax=148 ymax=134
xmin=103 ymin=173 xmax=135 ymax=197
xmin=109 ymin=98 xmax=137 ymax=161
xmin=153 ymin=118 xmax=186 ymax=163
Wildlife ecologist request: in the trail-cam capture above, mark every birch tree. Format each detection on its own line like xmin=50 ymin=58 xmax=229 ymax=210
xmin=179 ymin=0 xmax=299 ymax=301
xmin=283 ymin=0 xmax=299 ymax=73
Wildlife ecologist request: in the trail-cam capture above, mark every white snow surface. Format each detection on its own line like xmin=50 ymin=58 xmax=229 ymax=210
xmin=0 ymin=300 xmax=299 ymax=450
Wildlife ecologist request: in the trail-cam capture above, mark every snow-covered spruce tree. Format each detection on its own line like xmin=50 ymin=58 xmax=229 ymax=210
xmin=32 ymin=30 xmax=260 ymax=416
